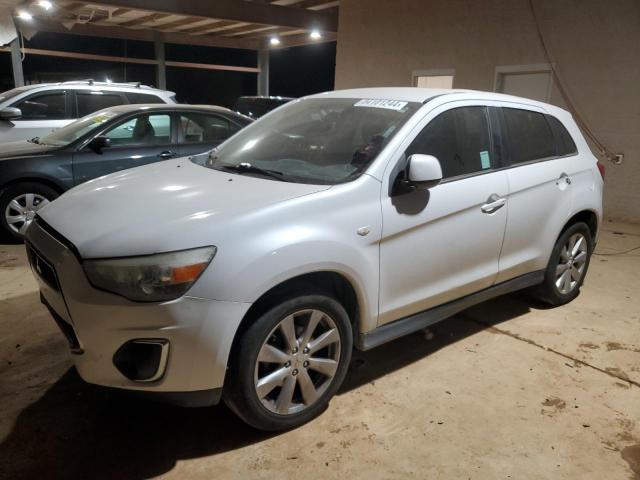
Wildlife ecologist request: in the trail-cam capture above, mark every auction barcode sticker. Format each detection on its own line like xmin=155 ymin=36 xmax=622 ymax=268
xmin=354 ymin=99 xmax=408 ymax=111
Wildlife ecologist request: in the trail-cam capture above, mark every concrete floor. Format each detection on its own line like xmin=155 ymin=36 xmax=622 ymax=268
xmin=0 ymin=222 xmax=639 ymax=480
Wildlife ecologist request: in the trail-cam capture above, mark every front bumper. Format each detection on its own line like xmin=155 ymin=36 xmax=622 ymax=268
xmin=25 ymin=218 xmax=251 ymax=400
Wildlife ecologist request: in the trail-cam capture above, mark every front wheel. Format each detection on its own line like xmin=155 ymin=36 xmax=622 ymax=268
xmin=224 ymin=294 xmax=353 ymax=431
xmin=533 ymin=222 xmax=593 ymax=306
xmin=0 ymin=182 xmax=59 ymax=241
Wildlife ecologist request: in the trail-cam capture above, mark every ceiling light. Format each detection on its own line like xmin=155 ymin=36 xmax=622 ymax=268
xmin=17 ymin=10 xmax=33 ymax=20
xmin=310 ymin=30 xmax=322 ymax=40
xmin=269 ymin=36 xmax=281 ymax=46
xmin=38 ymin=0 xmax=53 ymax=10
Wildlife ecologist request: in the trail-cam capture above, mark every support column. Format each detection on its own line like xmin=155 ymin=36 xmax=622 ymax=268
xmin=257 ymin=47 xmax=269 ymax=96
xmin=10 ymin=37 xmax=24 ymax=87
xmin=154 ymin=31 xmax=166 ymax=90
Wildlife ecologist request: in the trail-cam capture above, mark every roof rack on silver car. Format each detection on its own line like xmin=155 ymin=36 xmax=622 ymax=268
xmin=60 ymin=80 xmax=147 ymax=89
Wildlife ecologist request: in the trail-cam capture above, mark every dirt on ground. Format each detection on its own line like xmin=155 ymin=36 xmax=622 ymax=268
xmin=0 ymin=222 xmax=639 ymax=479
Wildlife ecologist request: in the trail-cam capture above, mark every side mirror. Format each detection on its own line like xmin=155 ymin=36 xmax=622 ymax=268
xmin=0 ymin=107 xmax=22 ymax=121
xmin=406 ymin=154 xmax=442 ymax=190
xmin=88 ymin=136 xmax=111 ymax=154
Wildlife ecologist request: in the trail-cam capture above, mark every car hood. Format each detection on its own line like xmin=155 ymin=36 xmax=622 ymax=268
xmin=37 ymin=158 xmax=331 ymax=258
xmin=0 ymin=140 xmax=58 ymax=160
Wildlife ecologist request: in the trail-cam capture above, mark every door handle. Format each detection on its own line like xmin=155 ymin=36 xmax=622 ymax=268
xmin=481 ymin=194 xmax=506 ymax=214
xmin=157 ymin=151 xmax=176 ymax=159
xmin=557 ymin=172 xmax=572 ymax=185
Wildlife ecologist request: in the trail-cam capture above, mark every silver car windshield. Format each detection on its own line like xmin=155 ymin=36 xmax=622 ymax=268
xmin=39 ymin=110 xmax=120 ymax=146
xmin=202 ymin=98 xmax=421 ymax=184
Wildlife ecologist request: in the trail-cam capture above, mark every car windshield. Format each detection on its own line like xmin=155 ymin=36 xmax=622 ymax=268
xmin=39 ymin=110 xmax=120 ymax=146
xmin=203 ymin=98 xmax=421 ymax=184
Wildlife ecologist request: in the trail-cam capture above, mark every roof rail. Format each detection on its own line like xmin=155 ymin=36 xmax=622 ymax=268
xmin=60 ymin=80 xmax=145 ymax=88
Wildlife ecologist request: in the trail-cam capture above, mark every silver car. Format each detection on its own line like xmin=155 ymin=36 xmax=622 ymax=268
xmin=0 ymin=80 xmax=176 ymax=143
xmin=26 ymin=88 xmax=603 ymax=430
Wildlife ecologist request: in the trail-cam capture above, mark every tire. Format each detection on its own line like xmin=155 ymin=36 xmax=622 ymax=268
xmin=532 ymin=222 xmax=593 ymax=306
xmin=224 ymin=294 xmax=353 ymax=431
xmin=0 ymin=182 xmax=59 ymax=242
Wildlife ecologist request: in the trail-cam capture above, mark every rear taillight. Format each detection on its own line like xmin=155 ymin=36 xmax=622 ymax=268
xmin=597 ymin=161 xmax=605 ymax=180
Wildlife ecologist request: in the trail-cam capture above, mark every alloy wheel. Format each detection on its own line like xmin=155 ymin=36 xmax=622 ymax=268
xmin=555 ymin=232 xmax=588 ymax=294
xmin=4 ymin=193 xmax=49 ymax=235
xmin=254 ymin=309 xmax=341 ymax=415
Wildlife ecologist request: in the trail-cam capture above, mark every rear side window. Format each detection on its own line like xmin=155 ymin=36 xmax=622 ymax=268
xmin=502 ymin=108 xmax=556 ymax=163
xmin=125 ymin=92 xmax=165 ymax=104
xmin=546 ymin=115 xmax=577 ymax=156
xmin=76 ymin=91 xmax=125 ymax=117
xmin=179 ymin=113 xmax=240 ymax=144
xmin=104 ymin=114 xmax=171 ymax=146
xmin=12 ymin=91 xmax=68 ymax=120
xmin=406 ymin=106 xmax=493 ymax=179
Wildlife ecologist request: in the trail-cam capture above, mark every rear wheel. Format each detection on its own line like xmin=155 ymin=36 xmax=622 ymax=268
xmin=224 ymin=294 xmax=353 ymax=431
xmin=533 ymin=222 xmax=593 ymax=306
xmin=0 ymin=182 xmax=59 ymax=241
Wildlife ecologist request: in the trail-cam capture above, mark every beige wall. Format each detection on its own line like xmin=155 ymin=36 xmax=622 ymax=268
xmin=335 ymin=0 xmax=640 ymax=223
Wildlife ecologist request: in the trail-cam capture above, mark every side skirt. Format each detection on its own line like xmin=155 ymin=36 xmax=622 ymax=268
xmin=357 ymin=270 xmax=544 ymax=351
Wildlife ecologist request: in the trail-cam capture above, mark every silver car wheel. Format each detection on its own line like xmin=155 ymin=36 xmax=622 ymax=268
xmin=4 ymin=193 xmax=49 ymax=235
xmin=555 ymin=232 xmax=588 ymax=294
xmin=254 ymin=308 xmax=341 ymax=415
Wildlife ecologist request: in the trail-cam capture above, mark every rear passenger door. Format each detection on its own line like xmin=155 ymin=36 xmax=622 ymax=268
xmin=493 ymin=105 xmax=577 ymax=283
xmin=378 ymin=102 xmax=509 ymax=325
xmin=176 ymin=112 xmax=242 ymax=159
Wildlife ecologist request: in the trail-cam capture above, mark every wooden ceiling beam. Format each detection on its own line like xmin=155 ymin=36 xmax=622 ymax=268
xmin=84 ymin=0 xmax=338 ymax=32
xmin=20 ymin=18 xmax=261 ymax=49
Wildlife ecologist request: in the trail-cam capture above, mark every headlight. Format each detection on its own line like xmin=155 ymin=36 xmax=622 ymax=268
xmin=83 ymin=246 xmax=216 ymax=302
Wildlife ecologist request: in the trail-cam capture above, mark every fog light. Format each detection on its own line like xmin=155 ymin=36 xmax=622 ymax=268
xmin=113 ymin=339 xmax=169 ymax=382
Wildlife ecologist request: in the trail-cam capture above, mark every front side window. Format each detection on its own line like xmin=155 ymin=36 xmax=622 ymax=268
xmin=406 ymin=106 xmax=493 ymax=179
xmin=180 ymin=113 xmax=239 ymax=144
xmin=103 ymin=114 xmax=171 ymax=146
xmin=76 ymin=91 xmax=125 ymax=117
xmin=502 ymin=108 xmax=556 ymax=163
xmin=204 ymin=98 xmax=421 ymax=184
xmin=12 ymin=91 xmax=68 ymax=120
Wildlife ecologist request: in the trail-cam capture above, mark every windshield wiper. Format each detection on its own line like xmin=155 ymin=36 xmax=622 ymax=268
xmin=27 ymin=137 xmax=40 ymax=144
xmin=218 ymin=162 xmax=289 ymax=182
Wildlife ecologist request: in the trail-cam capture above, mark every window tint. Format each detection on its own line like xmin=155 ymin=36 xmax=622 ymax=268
xmin=76 ymin=92 xmax=124 ymax=117
xmin=125 ymin=92 xmax=165 ymax=104
xmin=103 ymin=114 xmax=171 ymax=146
xmin=13 ymin=92 xmax=67 ymax=120
xmin=406 ymin=106 xmax=492 ymax=179
xmin=546 ymin=115 xmax=577 ymax=156
xmin=502 ymin=108 xmax=556 ymax=163
xmin=179 ymin=113 xmax=240 ymax=144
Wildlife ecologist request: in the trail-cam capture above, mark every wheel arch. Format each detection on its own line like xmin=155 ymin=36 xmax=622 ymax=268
xmin=559 ymin=209 xmax=598 ymax=243
xmin=226 ymin=270 xmax=362 ymax=379
xmin=0 ymin=176 xmax=66 ymax=195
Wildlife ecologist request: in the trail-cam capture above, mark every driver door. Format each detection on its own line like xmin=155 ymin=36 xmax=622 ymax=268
xmin=72 ymin=112 xmax=176 ymax=185
xmin=378 ymin=102 xmax=509 ymax=325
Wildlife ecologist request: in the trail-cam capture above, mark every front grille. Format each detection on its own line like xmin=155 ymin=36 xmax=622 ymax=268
xmin=26 ymin=244 xmax=59 ymax=292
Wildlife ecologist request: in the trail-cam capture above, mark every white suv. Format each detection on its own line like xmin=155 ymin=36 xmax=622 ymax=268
xmin=0 ymin=80 xmax=176 ymax=142
xmin=25 ymin=88 xmax=603 ymax=430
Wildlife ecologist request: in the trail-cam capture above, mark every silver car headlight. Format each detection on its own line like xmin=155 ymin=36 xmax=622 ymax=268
xmin=83 ymin=246 xmax=216 ymax=302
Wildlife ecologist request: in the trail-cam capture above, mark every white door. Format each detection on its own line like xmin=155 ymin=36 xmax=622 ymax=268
xmin=378 ymin=104 xmax=509 ymax=325
xmin=494 ymin=106 xmax=576 ymax=283
xmin=0 ymin=90 xmax=73 ymax=142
